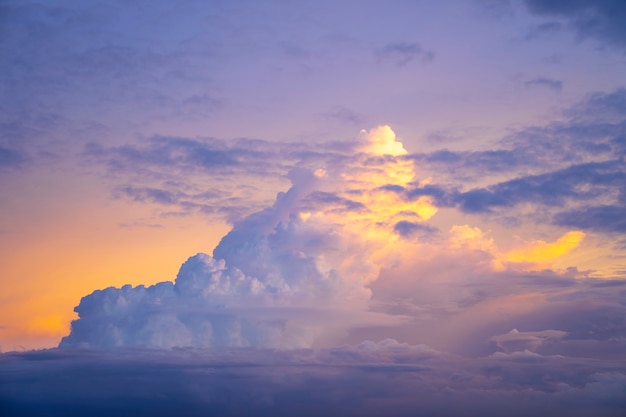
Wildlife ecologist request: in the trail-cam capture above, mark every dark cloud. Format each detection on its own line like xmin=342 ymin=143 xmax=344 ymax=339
xmin=403 ymin=88 xmax=626 ymax=234
xmin=525 ymin=77 xmax=563 ymax=91
xmin=376 ymin=42 xmax=435 ymax=67
xmin=1 ymin=342 xmax=624 ymax=417
xmin=454 ymin=159 xmax=626 ymax=213
xmin=566 ymin=88 xmax=626 ymax=122
xmin=554 ymin=204 xmax=626 ymax=233
xmin=524 ymin=0 xmax=626 ymax=49
xmin=393 ymin=221 xmax=439 ymax=239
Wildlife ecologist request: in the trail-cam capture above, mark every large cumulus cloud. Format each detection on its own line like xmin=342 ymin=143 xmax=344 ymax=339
xmin=61 ymin=126 xmax=427 ymax=349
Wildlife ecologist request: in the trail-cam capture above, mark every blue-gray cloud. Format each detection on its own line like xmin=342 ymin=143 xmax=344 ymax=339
xmin=525 ymin=77 xmax=563 ymax=91
xmin=403 ymin=88 xmax=626 ymax=235
xmin=2 ymin=340 xmax=625 ymax=417
xmin=554 ymin=204 xmax=626 ymax=233
xmin=377 ymin=42 xmax=435 ymax=67
xmin=524 ymin=0 xmax=626 ymax=49
xmin=84 ymin=135 xmax=360 ymax=222
xmin=454 ymin=159 xmax=626 ymax=213
xmin=393 ymin=220 xmax=439 ymax=239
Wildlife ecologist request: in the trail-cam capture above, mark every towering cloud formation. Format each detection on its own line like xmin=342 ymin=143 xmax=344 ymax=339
xmin=61 ymin=126 xmax=433 ymax=349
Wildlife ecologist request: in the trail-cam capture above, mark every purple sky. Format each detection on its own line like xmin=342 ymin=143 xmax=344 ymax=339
xmin=1 ymin=1 xmax=626 ymax=415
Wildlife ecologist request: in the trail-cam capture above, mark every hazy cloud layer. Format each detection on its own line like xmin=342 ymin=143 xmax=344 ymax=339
xmin=2 ymin=341 xmax=625 ymax=417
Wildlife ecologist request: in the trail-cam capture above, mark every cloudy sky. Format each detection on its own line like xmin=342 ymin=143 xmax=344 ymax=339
xmin=1 ymin=0 xmax=626 ymax=415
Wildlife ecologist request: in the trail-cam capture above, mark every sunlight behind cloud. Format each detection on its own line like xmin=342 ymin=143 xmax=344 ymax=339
xmin=505 ymin=231 xmax=586 ymax=265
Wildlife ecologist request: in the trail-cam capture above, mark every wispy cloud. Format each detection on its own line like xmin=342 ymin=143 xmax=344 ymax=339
xmin=376 ymin=42 xmax=435 ymax=67
xmin=525 ymin=77 xmax=563 ymax=91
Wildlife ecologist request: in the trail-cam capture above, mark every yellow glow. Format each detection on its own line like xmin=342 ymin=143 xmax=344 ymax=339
xmin=359 ymin=125 xmax=408 ymax=156
xmin=505 ymin=231 xmax=586 ymax=264
xmin=449 ymin=224 xmax=495 ymax=252
xmin=446 ymin=226 xmax=587 ymax=272
xmin=292 ymin=125 xmax=441 ymax=286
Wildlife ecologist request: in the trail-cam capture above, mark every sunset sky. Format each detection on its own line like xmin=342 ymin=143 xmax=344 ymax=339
xmin=1 ymin=0 xmax=626 ymax=415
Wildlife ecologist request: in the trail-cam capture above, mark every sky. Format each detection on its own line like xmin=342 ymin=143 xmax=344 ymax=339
xmin=1 ymin=0 xmax=626 ymax=415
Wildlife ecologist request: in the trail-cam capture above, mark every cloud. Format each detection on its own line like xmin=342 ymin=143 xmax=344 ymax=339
xmin=525 ymin=77 xmax=563 ymax=91
xmin=376 ymin=42 xmax=435 ymax=67
xmin=566 ymin=87 xmax=626 ymax=123
xmin=402 ymin=89 xmax=626 ymax=239
xmin=324 ymin=106 xmax=362 ymax=124
xmin=490 ymin=328 xmax=567 ymax=352
xmin=393 ymin=220 xmax=439 ymax=239
xmin=413 ymin=88 xmax=626 ymax=177
xmin=66 ymin=96 xmax=626 ymax=351
xmin=2 ymin=341 xmax=625 ymax=417
xmin=453 ymin=159 xmax=625 ymax=213
xmin=62 ymin=126 xmax=432 ymax=349
xmin=554 ymin=204 xmax=626 ymax=233
xmin=504 ymin=231 xmax=585 ymax=264
xmin=84 ymin=136 xmax=310 ymax=221
xmin=523 ymin=0 xmax=626 ymax=49
xmin=9 ymin=123 xmax=626 ymax=416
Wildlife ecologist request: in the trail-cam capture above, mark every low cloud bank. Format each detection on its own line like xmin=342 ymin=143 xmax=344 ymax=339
xmin=2 ymin=340 xmax=625 ymax=417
